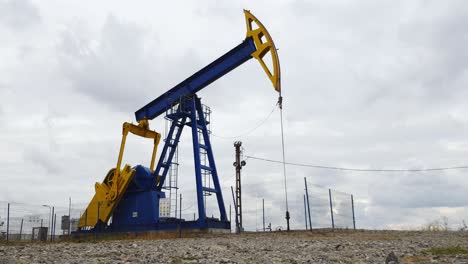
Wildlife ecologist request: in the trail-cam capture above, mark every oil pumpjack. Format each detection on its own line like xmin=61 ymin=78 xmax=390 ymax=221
xmin=77 ymin=10 xmax=281 ymax=233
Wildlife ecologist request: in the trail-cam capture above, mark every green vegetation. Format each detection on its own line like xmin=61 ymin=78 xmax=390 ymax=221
xmin=425 ymin=246 xmax=468 ymax=256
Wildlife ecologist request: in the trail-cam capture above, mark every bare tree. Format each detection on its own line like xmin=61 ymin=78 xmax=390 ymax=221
xmin=442 ymin=216 xmax=449 ymax=231
xmin=461 ymin=220 xmax=467 ymax=231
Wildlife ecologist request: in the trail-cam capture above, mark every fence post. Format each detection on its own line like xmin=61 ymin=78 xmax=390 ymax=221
xmin=304 ymin=177 xmax=312 ymax=230
xmin=50 ymin=207 xmax=54 ymax=242
xmin=179 ymin=194 xmax=182 ymax=238
xmin=6 ymin=203 xmax=10 ymax=242
xmin=53 ymin=214 xmax=57 ymax=242
xmin=303 ymin=194 xmax=308 ymax=230
xmin=68 ymin=197 xmax=72 ymax=235
xmin=329 ymin=189 xmax=335 ymax=229
xmin=351 ymin=194 xmax=356 ymax=230
xmin=262 ymin=198 xmax=265 ymax=232
xmin=19 ymin=218 xmax=24 ymax=241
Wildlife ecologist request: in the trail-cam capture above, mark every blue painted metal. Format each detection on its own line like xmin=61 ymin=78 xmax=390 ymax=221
xmin=111 ymin=165 xmax=165 ymax=230
xmin=189 ymin=97 xmax=207 ymax=226
xmin=152 ymin=95 xmax=227 ymax=229
xmin=194 ymin=96 xmax=227 ymax=222
xmin=130 ymin=165 xmax=155 ymax=190
xmin=152 ymin=108 xmax=187 ymax=190
xmin=112 ymin=191 xmax=162 ymax=230
xmin=135 ymin=37 xmax=256 ymax=121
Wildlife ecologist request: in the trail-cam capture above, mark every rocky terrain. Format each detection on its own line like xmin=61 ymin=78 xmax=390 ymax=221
xmin=0 ymin=230 xmax=467 ymax=263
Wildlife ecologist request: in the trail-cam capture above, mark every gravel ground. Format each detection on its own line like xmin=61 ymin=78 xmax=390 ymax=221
xmin=0 ymin=230 xmax=467 ymax=263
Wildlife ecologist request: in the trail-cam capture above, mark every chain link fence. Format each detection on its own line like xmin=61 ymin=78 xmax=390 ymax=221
xmin=235 ymin=177 xmax=356 ymax=232
xmin=0 ymin=201 xmax=88 ymax=242
xmin=301 ymin=179 xmax=356 ymax=230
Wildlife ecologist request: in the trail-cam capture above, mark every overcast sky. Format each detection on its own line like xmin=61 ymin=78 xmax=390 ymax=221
xmin=1 ymin=0 xmax=468 ymax=231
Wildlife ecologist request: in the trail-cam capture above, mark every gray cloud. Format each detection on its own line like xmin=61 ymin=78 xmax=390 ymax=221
xmin=0 ymin=0 xmax=40 ymax=30
xmin=57 ymin=14 xmax=211 ymax=116
xmin=194 ymin=0 xmax=243 ymax=19
xmin=1 ymin=1 xmax=468 ymax=231
xmin=58 ymin=15 xmax=158 ymax=112
xmin=369 ymin=171 xmax=468 ymax=208
xmin=23 ymin=147 xmax=60 ymax=175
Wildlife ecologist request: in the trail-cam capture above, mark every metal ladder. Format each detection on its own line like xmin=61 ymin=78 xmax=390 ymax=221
xmin=200 ymin=104 xmax=212 ymax=216
xmin=163 ymin=110 xmax=180 ymax=218
xmin=155 ymin=102 xmax=186 ymax=208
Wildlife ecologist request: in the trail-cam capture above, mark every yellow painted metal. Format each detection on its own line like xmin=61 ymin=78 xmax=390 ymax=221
xmin=121 ymin=120 xmax=161 ymax=173
xmin=78 ymin=120 xmax=161 ymax=228
xmin=244 ymin=10 xmax=281 ymax=93
xmin=78 ymin=165 xmax=135 ymax=228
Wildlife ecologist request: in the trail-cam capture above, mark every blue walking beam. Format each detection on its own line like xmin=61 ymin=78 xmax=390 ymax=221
xmin=135 ymin=10 xmax=280 ymax=122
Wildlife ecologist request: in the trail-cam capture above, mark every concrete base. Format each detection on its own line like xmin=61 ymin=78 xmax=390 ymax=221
xmin=71 ymin=227 xmax=231 ymax=241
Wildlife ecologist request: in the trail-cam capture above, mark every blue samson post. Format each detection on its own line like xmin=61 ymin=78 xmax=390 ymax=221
xmin=134 ymin=10 xmax=281 ymax=231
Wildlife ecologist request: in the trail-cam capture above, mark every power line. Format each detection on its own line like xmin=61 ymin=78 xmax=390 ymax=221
xmin=181 ymin=202 xmax=196 ymax=211
xmin=245 ymin=155 xmax=468 ymax=172
xmin=211 ymin=104 xmax=277 ymax=139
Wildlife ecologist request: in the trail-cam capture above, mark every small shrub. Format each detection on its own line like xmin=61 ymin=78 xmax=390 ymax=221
xmin=425 ymin=246 xmax=468 ymax=256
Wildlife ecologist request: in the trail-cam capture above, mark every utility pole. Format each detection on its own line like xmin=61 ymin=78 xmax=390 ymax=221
xmin=233 ymin=141 xmax=246 ymax=232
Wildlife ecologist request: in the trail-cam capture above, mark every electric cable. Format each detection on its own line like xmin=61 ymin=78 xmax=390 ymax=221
xmin=211 ymin=104 xmax=277 ymax=139
xmin=246 ymin=155 xmax=468 ymax=172
xmin=181 ymin=202 xmax=196 ymax=211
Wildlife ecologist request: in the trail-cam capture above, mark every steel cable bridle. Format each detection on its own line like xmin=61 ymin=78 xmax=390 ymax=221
xmin=278 ymin=95 xmax=290 ymax=231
